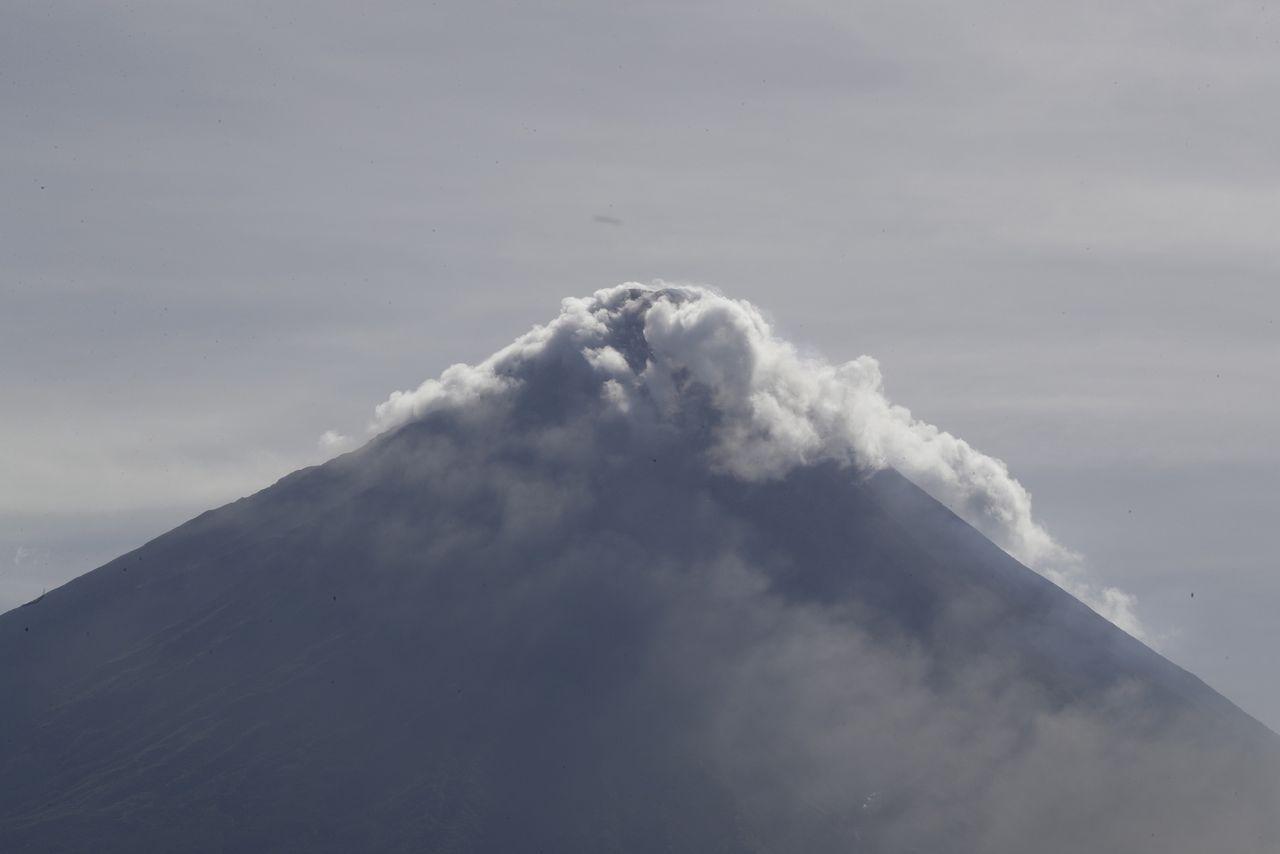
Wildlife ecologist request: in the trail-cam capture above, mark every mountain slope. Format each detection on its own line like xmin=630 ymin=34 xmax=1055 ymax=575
xmin=2 ymin=285 xmax=1276 ymax=852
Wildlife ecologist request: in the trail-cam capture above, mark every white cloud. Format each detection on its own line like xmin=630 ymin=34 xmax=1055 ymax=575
xmin=12 ymin=545 xmax=51 ymax=569
xmin=371 ymin=282 xmax=1143 ymax=637
xmin=318 ymin=430 xmax=354 ymax=454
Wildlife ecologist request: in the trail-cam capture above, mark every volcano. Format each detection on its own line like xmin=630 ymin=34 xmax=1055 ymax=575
xmin=2 ymin=285 xmax=1277 ymax=853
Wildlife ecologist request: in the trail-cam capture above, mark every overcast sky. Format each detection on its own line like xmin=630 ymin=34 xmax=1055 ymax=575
xmin=3 ymin=0 xmax=1278 ymax=728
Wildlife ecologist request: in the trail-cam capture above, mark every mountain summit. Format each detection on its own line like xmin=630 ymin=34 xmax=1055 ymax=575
xmin=2 ymin=285 xmax=1277 ymax=853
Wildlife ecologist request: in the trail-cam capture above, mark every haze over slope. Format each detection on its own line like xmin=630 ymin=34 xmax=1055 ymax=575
xmin=1 ymin=285 xmax=1276 ymax=853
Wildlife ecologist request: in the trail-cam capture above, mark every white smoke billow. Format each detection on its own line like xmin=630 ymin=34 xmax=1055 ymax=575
xmin=372 ymin=282 xmax=1142 ymax=637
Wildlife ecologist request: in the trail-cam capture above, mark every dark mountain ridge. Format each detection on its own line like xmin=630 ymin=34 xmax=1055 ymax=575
xmin=3 ymin=411 xmax=1277 ymax=853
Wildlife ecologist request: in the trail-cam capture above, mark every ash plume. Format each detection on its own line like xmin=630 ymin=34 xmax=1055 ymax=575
xmin=373 ymin=282 xmax=1140 ymax=635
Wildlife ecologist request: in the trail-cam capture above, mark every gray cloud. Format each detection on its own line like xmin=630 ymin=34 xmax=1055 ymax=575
xmin=655 ymin=562 xmax=1276 ymax=853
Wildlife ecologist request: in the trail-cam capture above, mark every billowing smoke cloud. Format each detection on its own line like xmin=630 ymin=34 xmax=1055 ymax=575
xmin=372 ymin=283 xmax=1141 ymax=636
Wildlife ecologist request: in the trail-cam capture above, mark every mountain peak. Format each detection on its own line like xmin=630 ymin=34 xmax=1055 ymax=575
xmin=3 ymin=285 xmax=1275 ymax=853
xmin=371 ymin=282 xmax=1139 ymax=634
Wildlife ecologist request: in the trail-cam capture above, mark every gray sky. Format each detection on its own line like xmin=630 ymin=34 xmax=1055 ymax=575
xmin=3 ymin=1 xmax=1278 ymax=728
